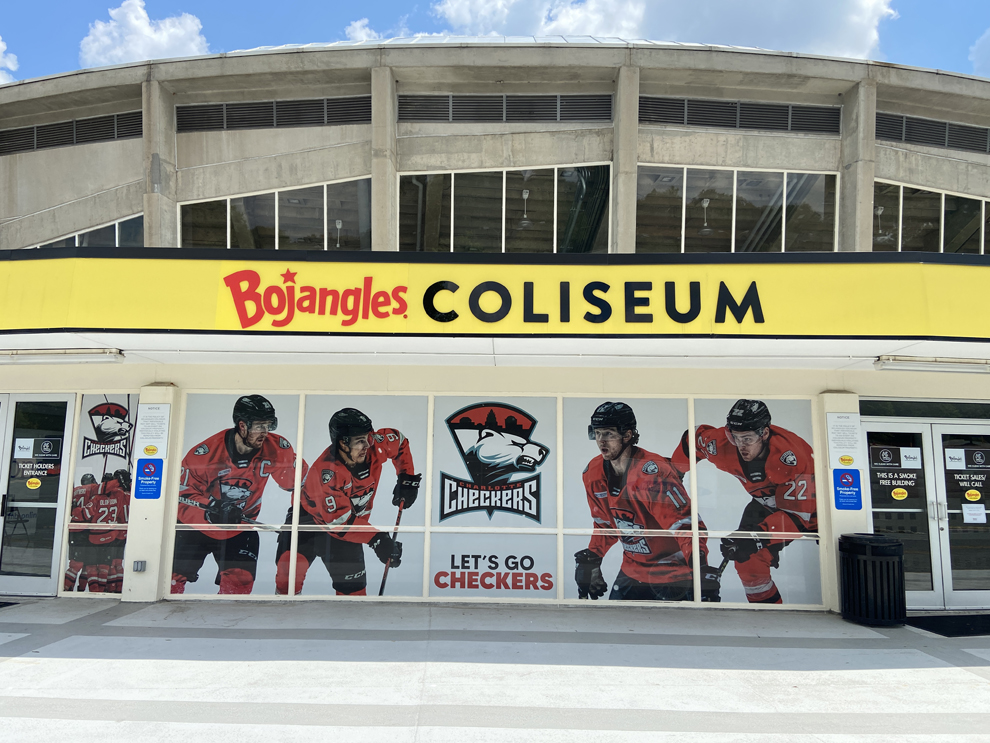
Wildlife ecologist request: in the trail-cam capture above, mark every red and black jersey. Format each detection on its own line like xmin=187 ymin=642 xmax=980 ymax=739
xmin=178 ymin=428 xmax=299 ymax=539
xmin=73 ymin=477 xmax=129 ymax=545
xmin=672 ymin=424 xmax=817 ymax=531
xmin=583 ymin=447 xmax=706 ymax=584
xmin=301 ymin=428 xmax=414 ymax=544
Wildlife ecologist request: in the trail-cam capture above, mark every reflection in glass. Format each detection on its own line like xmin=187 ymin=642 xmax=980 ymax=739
xmin=872 ymin=182 xmax=900 ymax=251
xmin=505 ymin=169 xmax=554 ymax=253
xmin=785 ymin=173 xmax=836 ymax=252
xmin=943 ymin=195 xmax=981 ymax=254
xmin=454 ymin=171 xmax=503 ymax=253
xmin=118 ymin=216 xmax=144 ymax=247
xmin=735 ymin=171 xmax=783 ymax=253
xmin=231 ymin=193 xmax=276 ymax=250
xmin=901 ymin=187 xmax=941 ymax=252
xmin=399 ymin=174 xmax=451 ymax=252
xmin=557 ymin=165 xmax=609 ymax=253
xmin=39 ymin=237 xmax=75 ymax=249
xmin=77 ymin=225 xmax=116 ymax=247
xmin=684 ymin=169 xmax=732 ymax=253
xmin=941 ymin=432 xmax=990 ymax=590
xmin=635 ymin=166 xmax=682 ymax=253
xmin=327 ymin=179 xmax=372 ymax=251
xmin=181 ymin=200 xmax=227 ymax=248
xmin=948 ymin=514 xmax=990 ymax=590
xmin=278 ymin=186 xmax=324 ymax=249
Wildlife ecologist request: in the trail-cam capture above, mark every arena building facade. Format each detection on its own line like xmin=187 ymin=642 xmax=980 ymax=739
xmin=0 ymin=37 xmax=989 ymax=611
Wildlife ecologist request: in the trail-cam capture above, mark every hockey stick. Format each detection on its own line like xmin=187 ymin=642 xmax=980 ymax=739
xmin=716 ymin=556 xmax=730 ymax=578
xmin=178 ymin=496 xmax=281 ymax=532
xmin=378 ymin=501 xmax=405 ymax=596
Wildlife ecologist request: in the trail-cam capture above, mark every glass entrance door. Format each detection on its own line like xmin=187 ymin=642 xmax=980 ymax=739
xmin=0 ymin=395 xmax=75 ymax=596
xmin=864 ymin=420 xmax=990 ymax=610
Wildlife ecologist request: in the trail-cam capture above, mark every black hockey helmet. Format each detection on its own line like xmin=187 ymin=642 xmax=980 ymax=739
xmin=329 ymin=407 xmax=374 ymax=446
xmin=113 ymin=468 xmax=132 ymax=491
xmin=588 ymin=401 xmax=638 ymax=442
xmin=80 ymin=473 xmax=97 ymax=486
xmin=101 ymin=472 xmax=115 ymax=483
xmin=232 ymin=394 xmax=278 ymax=431
xmin=726 ymin=399 xmax=771 ymax=433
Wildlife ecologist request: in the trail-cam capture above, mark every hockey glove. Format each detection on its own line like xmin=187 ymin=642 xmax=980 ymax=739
xmin=720 ymin=534 xmax=765 ymax=563
xmin=392 ymin=473 xmax=422 ymax=508
xmin=701 ymin=564 xmax=722 ymax=603
xmin=370 ymin=532 xmax=402 ymax=567
xmin=205 ymin=500 xmax=245 ymax=526
xmin=574 ymin=549 xmax=608 ymax=600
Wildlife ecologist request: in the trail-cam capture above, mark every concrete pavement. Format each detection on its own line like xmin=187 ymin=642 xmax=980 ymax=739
xmin=1 ymin=599 xmax=989 ymax=741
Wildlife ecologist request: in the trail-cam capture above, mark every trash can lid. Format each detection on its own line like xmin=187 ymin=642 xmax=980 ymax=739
xmin=839 ymin=533 xmax=903 ymax=556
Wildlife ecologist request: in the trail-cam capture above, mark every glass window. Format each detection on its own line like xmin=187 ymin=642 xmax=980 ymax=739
xmin=231 ymin=193 xmax=276 ymax=250
xmin=181 ymin=200 xmax=227 ymax=248
xmin=39 ymin=237 xmax=75 ymax=249
xmin=277 ymin=186 xmax=324 ymax=249
xmin=943 ymin=194 xmax=981 ymax=254
xmin=986 ymin=202 xmax=990 ymax=255
xmin=684 ymin=169 xmax=732 ymax=253
xmin=118 ymin=216 xmax=144 ymax=247
xmin=901 ymin=187 xmax=941 ymax=252
xmin=505 ymin=169 xmax=554 ymax=253
xmin=557 ymin=165 xmax=609 ymax=253
xmin=872 ymin=182 xmax=900 ymax=251
xmin=635 ymin=166 xmax=682 ymax=253
xmin=785 ymin=173 xmax=836 ymax=252
xmin=454 ymin=171 xmax=503 ymax=253
xmin=77 ymin=225 xmax=116 ymax=247
xmin=400 ymin=174 xmax=451 ymax=252
xmin=327 ymin=179 xmax=372 ymax=251
xmin=735 ymin=171 xmax=783 ymax=253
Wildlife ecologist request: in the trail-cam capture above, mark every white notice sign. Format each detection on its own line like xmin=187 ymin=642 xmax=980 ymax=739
xmin=827 ymin=412 xmax=864 ymax=469
xmin=962 ymin=503 xmax=987 ymax=524
xmin=133 ymin=403 xmax=171 ymax=457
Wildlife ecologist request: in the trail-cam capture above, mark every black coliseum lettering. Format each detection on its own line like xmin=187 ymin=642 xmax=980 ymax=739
xmin=624 ymin=282 xmax=652 ymax=323
xmin=583 ymin=281 xmax=612 ymax=323
xmin=469 ymin=281 xmax=512 ymax=323
xmin=665 ymin=281 xmax=701 ymax=323
xmin=523 ymin=282 xmax=549 ymax=323
xmin=715 ymin=281 xmax=765 ymax=324
xmin=423 ymin=281 xmax=459 ymax=323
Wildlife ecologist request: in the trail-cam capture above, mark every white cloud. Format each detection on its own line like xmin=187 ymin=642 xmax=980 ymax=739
xmin=346 ymin=18 xmax=383 ymax=42
xmin=431 ymin=0 xmax=897 ymax=59
xmin=79 ymin=0 xmax=209 ymax=68
xmin=0 ymin=35 xmax=18 ymax=84
xmin=970 ymin=27 xmax=990 ymax=78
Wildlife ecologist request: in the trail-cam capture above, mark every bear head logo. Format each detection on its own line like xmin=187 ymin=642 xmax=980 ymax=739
xmin=445 ymin=402 xmax=549 ymax=485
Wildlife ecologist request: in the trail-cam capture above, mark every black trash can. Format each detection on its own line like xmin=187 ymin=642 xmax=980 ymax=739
xmin=839 ymin=533 xmax=906 ymax=626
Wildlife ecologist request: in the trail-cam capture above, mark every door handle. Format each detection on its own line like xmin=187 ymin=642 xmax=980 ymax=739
xmin=0 ymin=493 xmax=6 ymax=517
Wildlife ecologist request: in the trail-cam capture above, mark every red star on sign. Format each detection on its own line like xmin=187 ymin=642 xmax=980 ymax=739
xmin=280 ymin=269 xmax=297 ymax=284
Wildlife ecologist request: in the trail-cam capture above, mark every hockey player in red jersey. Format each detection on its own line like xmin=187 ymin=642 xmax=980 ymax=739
xmin=275 ymin=407 xmax=420 ymax=596
xmin=576 ymin=402 xmax=719 ymax=602
xmin=171 ymin=395 xmax=300 ymax=595
xmin=70 ymin=470 xmax=130 ymax=593
xmin=671 ymin=399 xmax=816 ymax=604
xmin=64 ymin=473 xmax=98 ymax=592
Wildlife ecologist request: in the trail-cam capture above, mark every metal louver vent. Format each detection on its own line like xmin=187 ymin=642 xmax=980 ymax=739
xmin=452 ymin=95 xmax=504 ymax=122
xmin=639 ymin=97 xmax=686 ymax=124
xmin=35 ymin=121 xmax=75 ymax=149
xmin=115 ymin=111 xmax=143 ymax=138
xmin=176 ymin=104 xmax=224 ymax=132
xmin=0 ymin=127 xmax=35 ymax=155
xmin=74 ymin=115 xmax=116 ymax=144
xmin=686 ymin=99 xmax=738 ymax=128
xmin=559 ymin=95 xmax=612 ymax=121
xmin=947 ymin=123 xmax=989 ymax=153
xmin=790 ymin=105 xmax=841 ymax=134
xmin=905 ymin=117 xmax=947 ymax=147
xmin=397 ymin=95 xmax=451 ymax=122
xmin=276 ymin=99 xmax=325 ymax=127
xmin=875 ymin=113 xmax=904 ymax=141
xmin=739 ymin=102 xmax=789 ymax=131
xmin=325 ymin=96 xmax=372 ymax=124
xmin=225 ymin=101 xmax=275 ymax=129
xmin=506 ymin=95 xmax=558 ymax=122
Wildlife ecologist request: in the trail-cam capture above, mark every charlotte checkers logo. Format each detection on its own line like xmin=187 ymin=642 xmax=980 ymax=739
xmin=82 ymin=402 xmax=133 ymax=460
xmin=439 ymin=402 xmax=550 ymax=522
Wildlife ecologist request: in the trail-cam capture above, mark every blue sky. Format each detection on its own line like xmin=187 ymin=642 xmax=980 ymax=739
xmin=1 ymin=0 xmax=989 ymax=85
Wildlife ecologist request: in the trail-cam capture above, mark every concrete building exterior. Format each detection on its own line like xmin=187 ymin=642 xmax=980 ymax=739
xmin=0 ymin=38 xmax=988 ymax=614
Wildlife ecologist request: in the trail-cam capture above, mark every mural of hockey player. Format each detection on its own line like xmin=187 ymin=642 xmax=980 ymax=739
xmin=66 ymin=470 xmax=131 ymax=593
xmin=671 ymin=399 xmax=816 ymax=604
xmin=171 ymin=395 xmax=300 ymax=595
xmin=275 ymin=407 xmax=420 ymax=596
xmin=576 ymin=402 xmax=719 ymax=602
xmin=64 ymin=473 xmax=98 ymax=592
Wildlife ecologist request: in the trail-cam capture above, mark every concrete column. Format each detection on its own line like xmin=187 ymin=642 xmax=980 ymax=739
xmin=817 ymin=391 xmax=869 ymax=613
xmin=142 ymin=79 xmax=178 ymax=248
xmin=838 ymin=79 xmax=876 ymax=252
xmin=121 ymin=383 xmax=179 ymax=602
xmin=371 ymin=66 xmax=398 ymax=251
xmin=612 ymin=65 xmax=640 ymax=254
